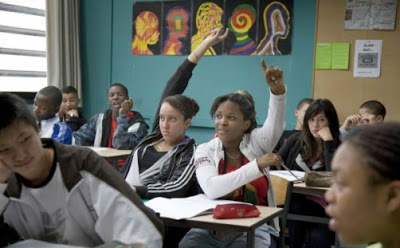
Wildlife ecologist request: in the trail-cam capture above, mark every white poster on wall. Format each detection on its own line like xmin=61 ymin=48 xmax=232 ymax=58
xmin=353 ymin=40 xmax=382 ymax=78
xmin=345 ymin=0 xmax=397 ymax=30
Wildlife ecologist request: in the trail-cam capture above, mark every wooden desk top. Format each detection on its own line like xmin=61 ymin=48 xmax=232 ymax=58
xmin=293 ymin=182 xmax=328 ymax=196
xmin=161 ymin=206 xmax=283 ymax=232
xmin=89 ymin=147 xmax=132 ymax=159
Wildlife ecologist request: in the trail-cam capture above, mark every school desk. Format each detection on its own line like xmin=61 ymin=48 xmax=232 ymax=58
xmin=160 ymin=205 xmax=283 ymax=248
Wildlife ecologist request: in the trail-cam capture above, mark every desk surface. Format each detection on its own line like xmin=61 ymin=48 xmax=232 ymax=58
xmin=161 ymin=206 xmax=283 ymax=232
xmin=293 ymin=182 xmax=328 ymax=196
xmin=89 ymin=147 xmax=132 ymax=159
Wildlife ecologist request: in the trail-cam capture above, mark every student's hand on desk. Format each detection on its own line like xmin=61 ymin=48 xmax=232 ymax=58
xmin=257 ymin=153 xmax=284 ymax=171
xmin=119 ymin=98 xmax=133 ymax=116
xmin=318 ymin=126 xmax=333 ymax=141
xmin=203 ymin=28 xmax=229 ymax=47
xmin=0 ymin=161 xmax=10 ymax=183
xmin=342 ymin=114 xmax=361 ymax=130
xmin=261 ymin=59 xmax=285 ymax=95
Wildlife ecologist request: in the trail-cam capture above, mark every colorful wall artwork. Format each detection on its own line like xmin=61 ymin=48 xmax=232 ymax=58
xmin=132 ymin=0 xmax=292 ymax=55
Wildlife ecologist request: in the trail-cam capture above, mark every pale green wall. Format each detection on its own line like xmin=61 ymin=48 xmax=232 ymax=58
xmin=80 ymin=0 xmax=317 ymax=144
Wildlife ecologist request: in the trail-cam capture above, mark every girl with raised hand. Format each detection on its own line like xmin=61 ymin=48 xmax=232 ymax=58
xmin=122 ymin=28 xmax=229 ymax=200
xmin=179 ymin=59 xmax=287 ymax=248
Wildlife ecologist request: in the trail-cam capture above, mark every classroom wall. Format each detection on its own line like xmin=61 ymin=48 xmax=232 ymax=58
xmin=80 ymin=0 xmax=317 ymax=144
xmin=314 ymin=0 xmax=400 ymax=122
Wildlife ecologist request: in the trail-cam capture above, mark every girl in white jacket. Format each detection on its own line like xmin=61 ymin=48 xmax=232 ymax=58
xmin=179 ymin=59 xmax=287 ymax=248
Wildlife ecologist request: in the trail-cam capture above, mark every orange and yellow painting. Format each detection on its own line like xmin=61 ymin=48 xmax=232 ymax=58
xmin=132 ymin=0 xmax=292 ymax=56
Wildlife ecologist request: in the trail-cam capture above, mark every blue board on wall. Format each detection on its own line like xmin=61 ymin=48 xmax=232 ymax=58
xmin=81 ymin=0 xmax=316 ymax=144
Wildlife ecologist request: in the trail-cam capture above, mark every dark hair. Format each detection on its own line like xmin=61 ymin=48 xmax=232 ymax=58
xmin=61 ymin=86 xmax=78 ymax=95
xmin=360 ymin=100 xmax=386 ymax=120
xmin=235 ymin=90 xmax=255 ymax=110
xmin=38 ymin=85 xmax=62 ymax=107
xmin=346 ymin=122 xmax=400 ymax=184
xmin=297 ymin=98 xmax=314 ymax=109
xmin=300 ymin=98 xmax=341 ymax=166
xmin=163 ymin=95 xmax=199 ymax=120
xmin=109 ymin=83 xmax=128 ymax=96
xmin=210 ymin=93 xmax=257 ymax=133
xmin=0 ymin=93 xmax=38 ymax=132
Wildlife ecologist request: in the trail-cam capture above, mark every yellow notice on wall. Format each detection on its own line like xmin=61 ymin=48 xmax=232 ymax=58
xmin=315 ymin=43 xmax=350 ymax=70
xmin=315 ymin=43 xmax=332 ymax=69
xmin=332 ymin=43 xmax=350 ymax=69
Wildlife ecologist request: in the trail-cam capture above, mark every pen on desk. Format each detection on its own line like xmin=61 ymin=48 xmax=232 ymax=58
xmin=281 ymin=164 xmax=302 ymax=181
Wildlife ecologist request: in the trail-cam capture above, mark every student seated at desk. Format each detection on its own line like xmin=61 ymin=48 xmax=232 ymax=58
xmin=122 ymin=28 xmax=229 ymax=248
xmin=73 ymin=82 xmax=148 ymax=150
xmin=59 ymin=86 xmax=87 ymax=132
xmin=122 ymin=29 xmax=230 ymax=200
xmin=273 ymin=97 xmax=313 ymax=153
xmin=340 ymin=100 xmax=386 ymax=140
xmin=276 ymin=98 xmax=341 ymax=248
xmin=33 ymin=86 xmax=72 ymax=145
xmin=0 ymin=93 xmax=163 ymax=248
xmin=179 ymin=57 xmax=287 ymax=248
xmin=326 ymin=122 xmax=400 ymax=248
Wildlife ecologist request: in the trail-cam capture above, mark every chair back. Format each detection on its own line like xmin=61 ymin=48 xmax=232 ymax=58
xmin=270 ymin=174 xmax=289 ymax=206
xmin=270 ymin=174 xmax=294 ymax=248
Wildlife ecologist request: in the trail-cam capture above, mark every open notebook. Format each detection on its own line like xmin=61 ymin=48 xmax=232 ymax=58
xmin=145 ymin=194 xmax=251 ymax=220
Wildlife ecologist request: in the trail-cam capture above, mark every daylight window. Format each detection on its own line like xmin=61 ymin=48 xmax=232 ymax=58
xmin=0 ymin=0 xmax=47 ymax=92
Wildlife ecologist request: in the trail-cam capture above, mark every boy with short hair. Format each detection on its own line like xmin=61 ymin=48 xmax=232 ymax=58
xmin=73 ymin=83 xmax=148 ymax=150
xmin=340 ymin=100 xmax=386 ymax=140
xmin=34 ymin=86 xmax=72 ymax=144
xmin=0 ymin=92 xmax=163 ymax=247
xmin=59 ymin=86 xmax=87 ymax=131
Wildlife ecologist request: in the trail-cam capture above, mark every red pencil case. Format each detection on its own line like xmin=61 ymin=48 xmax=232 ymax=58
xmin=213 ymin=204 xmax=260 ymax=219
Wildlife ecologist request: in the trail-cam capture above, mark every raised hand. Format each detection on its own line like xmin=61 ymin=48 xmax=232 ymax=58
xmin=119 ymin=98 xmax=133 ymax=116
xmin=189 ymin=28 xmax=230 ymax=63
xmin=260 ymin=59 xmax=286 ymax=95
xmin=203 ymin=28 xmax=229 ymax=47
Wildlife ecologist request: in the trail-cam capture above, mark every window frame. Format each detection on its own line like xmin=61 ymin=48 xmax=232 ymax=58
xmin=0 ymin=1 xmax=46 ymax=98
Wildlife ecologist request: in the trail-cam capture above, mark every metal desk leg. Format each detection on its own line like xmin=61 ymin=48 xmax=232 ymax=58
xmin=247 ymin=230 xmax=255 ymax=248
xmin=112 ymin=159 xmax=119 ymax=171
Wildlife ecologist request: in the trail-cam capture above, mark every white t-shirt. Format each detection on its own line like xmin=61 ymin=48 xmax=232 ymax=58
xmin=21 ymin=165 xmax=93 ymax=245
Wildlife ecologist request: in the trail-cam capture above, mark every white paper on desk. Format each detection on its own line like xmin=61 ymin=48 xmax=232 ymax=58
xmin=269 ymin=170 xmax=305 ymax=182
xmin=88 ymin=147 xmax=109 ymax=152
xmin=145 ymin=194 xmax=250 ymax=220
